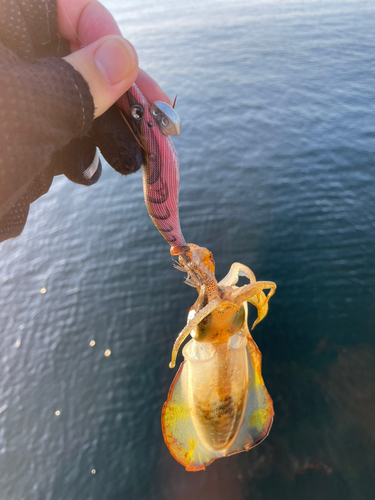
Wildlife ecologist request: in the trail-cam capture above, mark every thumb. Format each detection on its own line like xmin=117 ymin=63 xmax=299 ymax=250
xmin=64 ymin=35 xmax=138 ymax=119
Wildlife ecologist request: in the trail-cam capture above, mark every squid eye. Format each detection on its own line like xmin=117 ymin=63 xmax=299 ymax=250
xmin=131 ymin=104 xmax=145 ymax=120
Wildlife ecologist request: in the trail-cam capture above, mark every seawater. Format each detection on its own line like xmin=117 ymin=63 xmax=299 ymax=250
xmin=0 ymin=1 xmax=374 ymax=499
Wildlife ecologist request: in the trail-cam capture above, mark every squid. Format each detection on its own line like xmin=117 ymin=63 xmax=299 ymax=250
xmin=162 ymin=244 xmax=276 ymax=470
xmin=126 ymin=86 xmax=276 ymax=471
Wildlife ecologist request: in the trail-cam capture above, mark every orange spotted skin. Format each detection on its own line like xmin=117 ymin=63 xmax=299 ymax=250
xmin=191 ymin=291 xmax=246 ymax=344
xmin=162 ymin=245 xmax=276 ymax=471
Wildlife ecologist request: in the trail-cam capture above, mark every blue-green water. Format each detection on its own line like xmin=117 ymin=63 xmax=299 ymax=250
xmin=1 ymin=0 xmax=375 ymax=498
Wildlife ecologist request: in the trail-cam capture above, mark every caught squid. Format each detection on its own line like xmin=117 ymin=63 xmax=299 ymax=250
xmin=125 ymin=87 xmax=276 ymax=471
xmin=162 ymin=244 xmax=276 ymax=470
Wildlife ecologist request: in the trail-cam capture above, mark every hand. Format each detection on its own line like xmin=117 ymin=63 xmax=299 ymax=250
xmin=58 ymin=0 xmax=171 ymax=118
xmin=0 ymin=0 xmax=172 ymax=243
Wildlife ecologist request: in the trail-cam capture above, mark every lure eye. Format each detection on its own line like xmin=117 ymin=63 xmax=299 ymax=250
xmin=131 ymin=104 xmax=145 ymax=120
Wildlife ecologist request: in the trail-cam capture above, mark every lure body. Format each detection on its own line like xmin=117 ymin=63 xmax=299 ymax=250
xmin=162 ymin=245 xmax=276 ymax=471
xmin=126 ymin=85 xmax=186 ymax=249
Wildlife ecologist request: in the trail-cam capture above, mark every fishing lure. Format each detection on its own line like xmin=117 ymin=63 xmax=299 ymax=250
xmin=125 ymin=85 xmax=187 ymax=250
xmin=126 ymin=87 xmax=276 ymax=470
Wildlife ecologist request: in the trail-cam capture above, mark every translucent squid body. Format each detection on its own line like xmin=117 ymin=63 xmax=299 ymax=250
xmin=162 ymin=244 xmax=276 ymax=471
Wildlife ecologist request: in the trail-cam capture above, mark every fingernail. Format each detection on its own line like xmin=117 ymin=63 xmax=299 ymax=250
xmin=94 ymin=36 xmax=137 ymax=86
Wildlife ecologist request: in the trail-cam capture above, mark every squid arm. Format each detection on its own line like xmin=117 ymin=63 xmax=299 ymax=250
xmin=232 ymin=281 xmax=277 ymax=329
xmin=219 ymin=262 xmax=256 ymax=287
xmin=169 ymin=297 xmax=221 ymax=368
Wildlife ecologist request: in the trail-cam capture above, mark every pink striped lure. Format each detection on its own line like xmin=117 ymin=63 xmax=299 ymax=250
xmin=126 ymin=85 xmax=188 ymax=253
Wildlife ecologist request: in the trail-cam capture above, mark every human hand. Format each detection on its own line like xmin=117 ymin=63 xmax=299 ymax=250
xmin=58 ymin=0 xmax=172 ymax=118
xmin=0 ymin=0 xmax=172 ymax=242
xmin=53 ymin=0 xmax=174 ymax=181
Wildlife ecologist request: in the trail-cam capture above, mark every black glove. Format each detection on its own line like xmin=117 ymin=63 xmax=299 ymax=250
xmin=0 ymin=0 xmax=143 ymax=243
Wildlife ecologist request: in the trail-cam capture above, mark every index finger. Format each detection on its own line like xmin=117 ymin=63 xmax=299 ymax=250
xmin=57 ymin=0 xmax=121 ymax=46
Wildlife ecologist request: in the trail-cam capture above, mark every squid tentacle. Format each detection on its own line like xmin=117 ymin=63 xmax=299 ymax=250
xmin=232 ymin=281 xmax=276 ymax=305
xmin=219 ymin=262 xmax=256 ymax=287
xmin=169 ymin=297 xmax=221 ymax=368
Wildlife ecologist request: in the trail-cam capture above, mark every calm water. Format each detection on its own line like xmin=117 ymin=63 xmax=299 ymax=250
xmin=1 ymin=0 xmax=375 ymax=498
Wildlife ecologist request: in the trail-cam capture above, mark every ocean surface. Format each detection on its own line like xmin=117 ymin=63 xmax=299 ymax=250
xmin=1 ymin=0 xmax=375 ymax=499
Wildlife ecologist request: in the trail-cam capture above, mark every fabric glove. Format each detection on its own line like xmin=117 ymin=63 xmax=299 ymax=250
xmin=0 ymin=0 xmax=143 ymax=242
